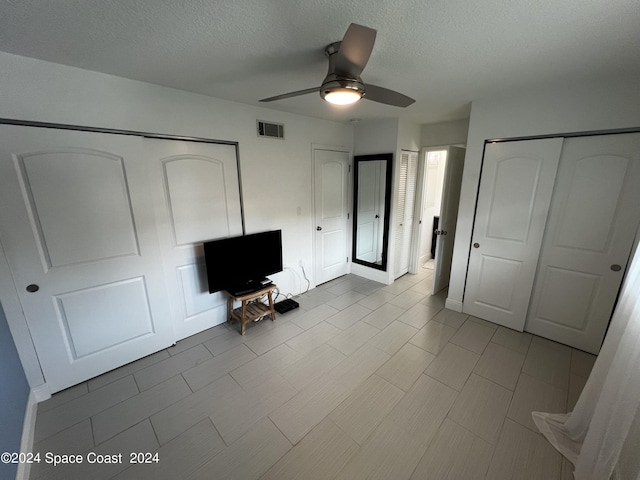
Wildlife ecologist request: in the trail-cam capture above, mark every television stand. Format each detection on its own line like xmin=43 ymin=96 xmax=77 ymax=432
xmin=226 ymin=284 xmax=277 ymax=335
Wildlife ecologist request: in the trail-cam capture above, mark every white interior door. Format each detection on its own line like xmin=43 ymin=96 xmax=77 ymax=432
xmin=145 ymin=138 xmax=243 ymax=340
xmin=0 ymin=125 xmax=174 ymax=393
xmin=394 ymin=151 xmax=418 ymax=279
xmin=314 ymin=148 xmax=350 ymax=285
xmin=463 ymin=138 xmax=563 ymax=331
xmin=432 ymin=146 xmax=465 ymax=294
xmin=525 ymin=133 xmax=640 ymax=354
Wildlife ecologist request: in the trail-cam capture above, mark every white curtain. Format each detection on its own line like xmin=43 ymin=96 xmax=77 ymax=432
xmin=532 ymin=244 xmax=640 ymax=480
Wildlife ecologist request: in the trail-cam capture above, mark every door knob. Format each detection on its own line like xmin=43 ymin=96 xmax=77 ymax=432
xmin=316 ymin=226 xmax=322 ymax=231
xmin=442 ymin=231 xmax=448 ymax=235
xmin=375 ymin=214 xmax=380 ymax=219
xmin=611 ymin=264 xmax=622 ymax=272
xmin=473 ymin=243 xmax=480 ymax=248
xmin=26 ymin=284 xmax=39 ymax=293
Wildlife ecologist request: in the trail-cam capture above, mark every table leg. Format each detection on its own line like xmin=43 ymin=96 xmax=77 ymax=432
xmin=267 ymin=290 xmax=276 ymax=321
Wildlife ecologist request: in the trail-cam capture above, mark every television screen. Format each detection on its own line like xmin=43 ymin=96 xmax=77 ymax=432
xmin=203 ymin=230 xmax=283 ymax=294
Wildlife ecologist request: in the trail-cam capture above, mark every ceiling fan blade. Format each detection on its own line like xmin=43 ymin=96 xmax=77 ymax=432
xmin=259 ymin=87 xmax=320 ymax=102
xmin=364 ymin=84 xmax=415 ymax=107
xmin=334 ymin=23 xmax=377 ymax=78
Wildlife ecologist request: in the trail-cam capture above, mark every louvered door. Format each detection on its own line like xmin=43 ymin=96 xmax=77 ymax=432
xmin=394 ymin=151 xmax=418 ymax=278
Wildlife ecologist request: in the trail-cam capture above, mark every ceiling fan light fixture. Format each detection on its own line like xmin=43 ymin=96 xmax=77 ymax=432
xmin=322 ymin=87 xmax=363 ymax=105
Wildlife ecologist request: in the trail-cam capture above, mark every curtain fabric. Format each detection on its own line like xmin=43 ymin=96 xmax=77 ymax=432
xmin=532 ymin=244 xmax=640 ymax=480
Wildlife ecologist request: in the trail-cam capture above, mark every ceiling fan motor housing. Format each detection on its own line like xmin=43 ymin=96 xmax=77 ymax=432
xmin=322 ymin=42 xmax=366 ymax=99
xmin=320 ymin=75 xmax=366 ymax=98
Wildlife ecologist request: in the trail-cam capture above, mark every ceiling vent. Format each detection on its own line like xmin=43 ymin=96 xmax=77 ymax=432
xmin=257 ymin=120 xmax=284 ymax=139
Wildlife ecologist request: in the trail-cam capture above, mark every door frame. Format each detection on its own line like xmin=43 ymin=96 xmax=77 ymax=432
xmin=0 ymin=117 xmax=244 ymax=396
xmin=311 ymin=143 xmax=353 ymax=287
xmin=410 ymin=146 xmax=449 ymax=273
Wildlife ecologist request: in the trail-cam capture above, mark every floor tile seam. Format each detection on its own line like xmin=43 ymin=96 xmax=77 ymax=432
xmin=167 ymin=329 xmax=228 ymax=356
xmin=134 ymin=349 xmax=215 ymax=392
xmin=518 ymin=369 xmax=572 ymax=392
xmin=33 ymin=416 xmax=97 ymax=453
xmin=37 ymin=383 xmax=90 ymax=413
xmin=465 ymin=372 xmax=518 ymax=397
xmin=405 ymin=416 xmax=458 ymax=480
xmin=90 ymin=377 xmax=193 ymax=446
xmin=39 ymin=378 xmax=142 ymax=442
xmin=487 ymin=336 xmax=532 ymax=356
xmin=506 ymin=408 xmax=555 ymax=436
xmin=471 ymin=365 xmax=519 ymax=392
xmin=478 ymin=415 xmax=509 ymax=477
xmin=447 ymin=337 xmax=491 ymax=357
xmin=325 ymin=413 xmax=370 ymax=447
xmin=244 ymin=326 xmax=309 ymax=356
xmin=181 ymin=347 xmax=259 ymax=390
xmin=86 ymin=350 xmax=171 ymax=393
xmin=466 ymin=316 xmax=498 ymax=330
xmin=422 ymin=370 xmax=468 ymax=392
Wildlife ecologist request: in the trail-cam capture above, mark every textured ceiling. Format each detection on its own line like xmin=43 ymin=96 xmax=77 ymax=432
xmin=0 ymin=0 xmax=639 ymax=124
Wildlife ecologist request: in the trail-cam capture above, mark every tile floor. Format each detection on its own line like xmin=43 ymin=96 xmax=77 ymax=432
xmin=28 ymin=271 xmax=596 ymax=480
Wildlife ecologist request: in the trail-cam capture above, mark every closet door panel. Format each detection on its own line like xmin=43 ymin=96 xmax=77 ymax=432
xmin=0 ymin=126 xmax=174 ymax=393
xmin=145 ymin=139 xmax=243 ymax=340
xmin=525 ymin=133 xmax=640 ymax=353
xmin=463 ymin=138 xmax=563 ymax=331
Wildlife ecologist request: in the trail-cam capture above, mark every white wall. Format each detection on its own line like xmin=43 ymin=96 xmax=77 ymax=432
xmin=447 ymin=76 xmax=640 ymax=311
xmin=421 ymin=119 xmax=469 ymax=147
xmin=0 ymin=51 xmax=354 ymax=386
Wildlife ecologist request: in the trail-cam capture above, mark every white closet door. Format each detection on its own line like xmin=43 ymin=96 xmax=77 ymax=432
xmin=145 ymin=139 xmax=243 ymax=340
xmin=526 ymin=133 xmax=640 ymax=354
xmin=394 ymin=151 xmax=418 ymax=279
xmin=463 ymin=138 xmax=563 ymax=331
xmin=0 ymin=126 xmax=173 ymax=393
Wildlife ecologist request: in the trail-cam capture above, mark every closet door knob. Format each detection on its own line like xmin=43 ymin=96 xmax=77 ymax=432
xmin=316 ymin=226 xmax=322 ymax=231
xmin=611 ymin=264 xmax=621 ymax=272
xmin=26 ymin=284 xmax=39 ymax=293
xmin=473 ymin=243 xmax=480 ymax=248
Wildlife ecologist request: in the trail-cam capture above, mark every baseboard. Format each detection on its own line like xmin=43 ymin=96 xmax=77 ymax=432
xmin=445 ymin=298 xmax=463 ymax=312
xmin=15 ymin=390 xmax=38 ymax=480
xmin=32 ymin=383 xmax=51 ymax=403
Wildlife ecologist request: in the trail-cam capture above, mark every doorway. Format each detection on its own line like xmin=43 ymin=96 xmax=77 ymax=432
xmin=411 ymin=146 xmax=465 ymax=293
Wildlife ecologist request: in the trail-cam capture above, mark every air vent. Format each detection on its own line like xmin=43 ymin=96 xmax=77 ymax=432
xmin=257 ymin=120 xmax=284 ymax=139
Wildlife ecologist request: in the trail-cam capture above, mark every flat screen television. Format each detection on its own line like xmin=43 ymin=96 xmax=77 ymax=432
xmin=203 ymin=230 xmax=283 ymax=295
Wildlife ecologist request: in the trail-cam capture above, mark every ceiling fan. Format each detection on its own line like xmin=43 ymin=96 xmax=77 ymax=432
xmin=259 ymin=23 xmax=415 ymax=108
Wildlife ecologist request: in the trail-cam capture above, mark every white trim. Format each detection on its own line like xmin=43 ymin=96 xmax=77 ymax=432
xmin=15 ymin=390 xmax=38 ymax=480
xmin=445 ymin=298 xmax=463 ymax=312
xmin=351 ymin=262 xmax=393 ymax=285
xmin=31 ymin=383 xmax=51 ymax=403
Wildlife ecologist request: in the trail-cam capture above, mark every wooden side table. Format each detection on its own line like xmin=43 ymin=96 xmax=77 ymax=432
xmin=226 ymin=284 xmax=277 ymax=335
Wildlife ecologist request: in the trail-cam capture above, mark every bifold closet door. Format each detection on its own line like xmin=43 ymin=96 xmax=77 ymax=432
xmin=0 ymin=125 xmax=174 ymax=393
xmin=394 ymin=151 xmax=418 ymax=279
xmin=525 ymin=133 xmax=640 ymax=354
xmin=463 ymin=138 xmax=563 ymax=331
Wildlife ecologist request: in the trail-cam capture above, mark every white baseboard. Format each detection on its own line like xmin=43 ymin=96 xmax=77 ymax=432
xmin=445 ymin=298 xmax=463 ymax=312
xmin=15 ymin=390 xmax=38 ymax=480
xmin=31 ymin=383 xmax=51 ymax=403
